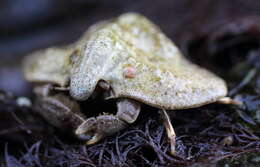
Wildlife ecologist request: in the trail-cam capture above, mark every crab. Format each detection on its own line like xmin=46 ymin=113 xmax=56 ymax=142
xmin=23 ymin=13 xmax=235 ymax=155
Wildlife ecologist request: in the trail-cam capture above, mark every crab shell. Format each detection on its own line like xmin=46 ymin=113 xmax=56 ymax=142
xmin=23 ymin=13 xmax=227 ymax=110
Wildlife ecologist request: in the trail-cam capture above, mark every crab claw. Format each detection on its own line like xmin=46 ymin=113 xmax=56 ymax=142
xmin=75 ymin=115 xmax=127 ymax=145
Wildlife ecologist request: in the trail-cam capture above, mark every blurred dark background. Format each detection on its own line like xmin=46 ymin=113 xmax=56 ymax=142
xmin=0 ymin=0 xmax=260 ymax=95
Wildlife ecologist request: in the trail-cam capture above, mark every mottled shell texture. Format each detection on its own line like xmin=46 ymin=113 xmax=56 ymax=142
xmin=24 ymin=13 xmax=227 ymax=110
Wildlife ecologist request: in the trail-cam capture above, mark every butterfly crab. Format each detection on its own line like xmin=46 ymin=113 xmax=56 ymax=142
xmin=24 ymin=13 xmax=239 ymax=155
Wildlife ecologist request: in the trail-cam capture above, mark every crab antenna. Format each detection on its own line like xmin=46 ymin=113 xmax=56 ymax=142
xmin=53 ymin=87 xmax=70 ymax=91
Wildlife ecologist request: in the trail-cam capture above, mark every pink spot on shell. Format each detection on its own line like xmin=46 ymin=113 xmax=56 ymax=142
xmin=124 ymin=66 xmax=136 ymax=78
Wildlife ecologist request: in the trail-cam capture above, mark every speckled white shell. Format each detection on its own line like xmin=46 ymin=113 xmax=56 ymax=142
xmin=24 ymin=13 xmax=227 ymax=110
xmin=23 ymin=48 xmax=73 ymax=86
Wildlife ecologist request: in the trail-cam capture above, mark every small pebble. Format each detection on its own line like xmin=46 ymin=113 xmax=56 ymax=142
xmin=222 ymin=136 xmax=234 ymax=145
xmin=16 ymin=97 xmax=32 ymax=107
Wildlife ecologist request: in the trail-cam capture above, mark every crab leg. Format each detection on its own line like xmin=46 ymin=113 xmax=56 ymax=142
xmin=160 ymin=109 xmax=176 ymax=156
xmin=75 ymin=99 xmax=141 ymax=145
xmin=217 ymin=97 xmax=242 ymax=105
xmin=75 ymin=116 xmax=126 ymax=145
xmin=34 ymin=86 xmax=86 ymax=131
